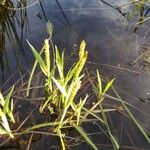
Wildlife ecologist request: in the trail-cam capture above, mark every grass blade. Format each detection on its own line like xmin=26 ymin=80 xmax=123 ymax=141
xmin=112 ymin=86 xmax=150 ymax=144
xmin=73 ymin=123 xmax=98 ymax=150
xmin=0 ymin=92 xmax=5 ymax=106
xmin=96 ymin=70 xmax=102 ymax=96
xmin=27 ymin=40 xmax=48 ymax=76
xmin=103 ymin=79 xmax=115 ymax=95
xmin=44 ymin=39 xmax=50 ymax=73
xmin=26 ymin=41 xmax=45 ymax=97
xmin=3 ymin=86 xmax=15 ymax=123
xmin=52 ymin=77 xmax=67 ymax=97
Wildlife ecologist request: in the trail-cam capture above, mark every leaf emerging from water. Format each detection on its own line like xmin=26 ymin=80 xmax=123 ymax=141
xmin=44 ymin=39 xmax=50 ymax=73
xmin=27 ymin=40 xmax=48 ymax=76
xmin=47 ymin=22 xmax=53 ymax=38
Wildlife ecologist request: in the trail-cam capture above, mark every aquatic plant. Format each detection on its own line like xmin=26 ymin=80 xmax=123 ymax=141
xmin=25 ymin=21 xmax=150 ymax=148
xmin=0 ymin=85 xmax=15 ymax=138
xmin=112 ymin=85 xmax=150 ymax=144
xmin=27 ymin=37 xmax=99 ymax=149
xmin=92 ymin=71 xmax=119 ymax=149
xmin=25 ymin=21 xmax=116 ymax=148
xmin=0 ymin=35 xmax=148 ymax=149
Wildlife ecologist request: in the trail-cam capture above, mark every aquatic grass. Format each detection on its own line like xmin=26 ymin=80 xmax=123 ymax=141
xmin=111 ymin=85 xmax=150 ymax=144
xmin=87 ymin=70 xmax=120 ymax=149
xmin=26 ymin=22 xmax=53 ymax=97
xmin=2 ymin=39 xmax=146 ymax=149
xmin=1 ymin=1 xmax=150 ymax=149
xmin=73 ymin=123 xmax=98 ymax=150
xmin=25 ymin=25 xmax=150 ymax=148
xmin=26 ymin=44 xmax=45 ymax=97
xmin=27 ymin=40 xmax=49 ymax=76
xmin=28 ymin=37 xmax=99 ymax=149
xmin=90 ymin=70 xmax=150 ymax=147
xmin=82 ymin=70 xmax=115 ymax=120
xmin=57 ymin=129 xmax=65 ymax=150
xmin=0 ymin=85 xmax=15 ymax=138
xmin=27 ymin=34 xmax=127 ymax=149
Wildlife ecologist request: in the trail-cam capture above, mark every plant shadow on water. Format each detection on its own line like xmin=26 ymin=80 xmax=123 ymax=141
xmin=0 ymin=0 xmax=150 ymax=149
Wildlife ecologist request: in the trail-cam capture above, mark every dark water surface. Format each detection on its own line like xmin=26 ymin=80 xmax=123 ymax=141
xmin=0 ymin=0 xmax=150 ymax=149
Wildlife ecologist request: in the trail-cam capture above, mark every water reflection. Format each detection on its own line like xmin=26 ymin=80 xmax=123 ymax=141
xmin=0 ymin=0 xmax=28 ymax=82
xmin=0 ymin=1 xmax=149 ymax=83
xmin=0 ymin=0 xmax=15 ymax=80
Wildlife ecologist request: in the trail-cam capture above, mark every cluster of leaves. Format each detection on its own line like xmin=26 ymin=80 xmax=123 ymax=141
xmin=26 ymin=26 xmax=121 ymax=149
xmin=26 ymin=22 xmax=150 ymax=149
xmin=28 ymin=38 xmax=92 ymax=149
xmin=0 ymin=86 xmax=15 ymax=138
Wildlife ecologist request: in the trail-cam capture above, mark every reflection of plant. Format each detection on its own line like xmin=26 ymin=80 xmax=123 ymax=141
xmin=127 ymin=0 xmax=150 ymax=24
xmin=0 ymin=0 xmax=15 ymax=76
xmin=0 ymin=0 xmax=28 ymax=81
xmin=0 ymin=85 xmax=15 ymax=138
xmin=101 ymin=0 xmax=149 ymax=32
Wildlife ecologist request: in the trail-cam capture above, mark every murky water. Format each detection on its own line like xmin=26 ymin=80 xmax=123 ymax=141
xmin=0 ymin=0 xmax=150 ymax=149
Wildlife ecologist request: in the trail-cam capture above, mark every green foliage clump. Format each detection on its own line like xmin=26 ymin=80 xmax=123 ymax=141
xmin=0 ymin=86 xmax=15 ymax=138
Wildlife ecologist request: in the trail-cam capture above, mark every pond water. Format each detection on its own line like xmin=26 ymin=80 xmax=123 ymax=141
xmin=0 ymin=0 xmax=150 ymax=149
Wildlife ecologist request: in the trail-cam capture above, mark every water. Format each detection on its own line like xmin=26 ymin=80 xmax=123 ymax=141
xmin=0 ymin=0 xmax=150 ymax=149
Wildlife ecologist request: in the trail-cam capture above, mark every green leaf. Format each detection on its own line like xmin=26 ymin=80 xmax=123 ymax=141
xmin=0 ymin=126 xmax=7 ymax=135
xmin=55 ymin=46 xmax=64 ymax=79
xmin=3 ymin=85 xmax=14 ymax=114
xmin=47 ymin=22 xmax=53 ymax=38
xmin=57 ymin=129 xmax=66 ymax=150
xmin=65 ymin=62 xmax=79 ymax=85
xmin=9 ymin=99 xmax=15 ymax=123
xmin=76 ymin=95 xmax=88 ymax=125
xmin=112 ymin=86 xmax=150 ymax=144
xmin=73 ymin=123 xmax=98 ymax=150
xmin=0 ymin=92 xmax=5 ymax=106
xmin=79 ymin=41 xmax=86 ymax=59
xmin=0 ymin=109 xmax=10 ymax=132
xmin=109 ymin=132 xmax=120 ymax=150
xmin=44 ymin=39 xmax=50 ymax=73
xmin=96 ymin=70 xmax=102 ymax=96
xmin=26 ymin=43 xmax=45 ymax=97
xmin=27 ymin=40 xmax=48 ymax=76
xmin=52 ymin=77 xmax=67 ymax=97
xmin=65 ymin=76 xmax=83 ymax=107
xmin=39 ymin=96 xmax=51 ymax=113
xmin=103 ymin=79 xmax=115 ymax=95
